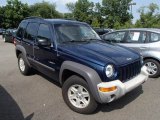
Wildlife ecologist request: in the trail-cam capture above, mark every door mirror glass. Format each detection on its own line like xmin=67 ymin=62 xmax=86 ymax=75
xmin=37 ymin=37 xmax=51 ymax=47
xmin=37 ymin=24 xmax=52 ymax=47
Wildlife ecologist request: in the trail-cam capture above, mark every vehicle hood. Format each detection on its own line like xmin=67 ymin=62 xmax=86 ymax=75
xmin=58 ymin=41 xmax=140 ymax=66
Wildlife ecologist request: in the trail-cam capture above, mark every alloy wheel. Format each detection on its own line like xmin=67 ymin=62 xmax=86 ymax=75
xmin=68 ymin=84 xmax=90 ymax=109
xmin=19 ymin=58 xmax=25 ymax=72
xmin=145 ymin=62 xmax=158 ymax=76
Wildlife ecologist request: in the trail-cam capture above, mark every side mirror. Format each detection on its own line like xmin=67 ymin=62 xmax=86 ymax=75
xmin=37 ymin=37 xmax=51 ymax=47
xmin=103 ymin=38 xmax=113 ymax=43
xmin=8 ymin=31 xmax=12 ymax=35
xmin=99 ymin=35 xmax=104 ymax=39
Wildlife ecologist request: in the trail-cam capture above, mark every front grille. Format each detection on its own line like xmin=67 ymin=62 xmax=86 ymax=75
xmin=118 ymin=60 xmax=141 ymax=82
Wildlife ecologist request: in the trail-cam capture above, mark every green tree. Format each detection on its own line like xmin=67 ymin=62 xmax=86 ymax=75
xmin=102 ymin=0 xmax=132 ymax=29
xmin=135 ymin=3 xmax=160 ymax=28
xmin=3 ymin=0 xmax=30 ymax=28
xmin=91 ymin=18 xmax=100 ymax=27
xmin=63 ymin=13 xmax=74 ymax=19
xmin=66 ymin=0 xmax=94 ymax=24
xmin=30 ymin=1 xmax=62 ymax=18
xmin=0 ymin=6 xmax=5 ymax=28
xmin=93 ymin=3 xmax=105 ymax=27
xmin=66 ymin=2 xmax=75 ymax=13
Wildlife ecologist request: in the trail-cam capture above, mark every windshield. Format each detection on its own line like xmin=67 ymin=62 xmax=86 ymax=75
xmin=54 ymin=24 xmax=101 ymax=43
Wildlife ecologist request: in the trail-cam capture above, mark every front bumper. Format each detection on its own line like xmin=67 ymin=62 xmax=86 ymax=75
xmin=97 ymin=66 xmax=148 ymax=103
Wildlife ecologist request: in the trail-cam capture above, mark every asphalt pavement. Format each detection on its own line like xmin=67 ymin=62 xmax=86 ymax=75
xmin=0 ymin=35 xmax=160 ymax=120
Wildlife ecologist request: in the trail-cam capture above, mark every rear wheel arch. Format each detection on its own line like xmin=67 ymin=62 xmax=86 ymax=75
xmin=16 ymin=45 xmax=31 ymax=67
xmin=16 ymin=50 xmax=22 ymax=58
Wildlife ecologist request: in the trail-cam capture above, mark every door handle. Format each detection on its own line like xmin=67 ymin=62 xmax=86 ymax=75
xmin=34 ymin=46 xmax=40 ymax=50
xmin=23 ymin=42 xmax=30 ymax=46
xmin=140 ymin=47 xmax=147 ymax=49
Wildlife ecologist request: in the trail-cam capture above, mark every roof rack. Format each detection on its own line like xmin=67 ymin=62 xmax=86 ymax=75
xmin=64 ymin=18 xmax=77 ymax=21
xmin=24 ymin=16 xmax=43 ymax=20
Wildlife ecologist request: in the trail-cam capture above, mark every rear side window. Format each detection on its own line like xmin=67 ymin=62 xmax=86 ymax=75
xmin=17 ymin=22 xmax=27 ymax=38
xmin=150 ymin=33 xmax=160 ymax=42
xmin=24 ymin=22 xmax=39 ymax=41
xmin=127 ymin=31 xmax=147 ymax=43
xmin=37 ymin=24 xmax=51 ymax=40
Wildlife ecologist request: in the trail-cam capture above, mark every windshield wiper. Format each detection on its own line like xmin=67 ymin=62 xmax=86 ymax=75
xmin=82 ymin=38 xmax=109 ymax=43
xmin=82 ymin=38 xmax=101 ymax=41
xmin=61 ymin=38 xmax=102 ymax=44
xmin=62 ymin=40 xmax=90 ymax=44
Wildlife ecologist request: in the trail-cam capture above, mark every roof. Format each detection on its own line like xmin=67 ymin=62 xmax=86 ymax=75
xmin=24 ymin=17 xmax=87 ymax=25
xmin=94 ymin=28 xmax=115 ymax=32
xmin=116 ymin=28 xmax=160 ymax=33
xmin=45 ymin=19 xmax=86 ymax=24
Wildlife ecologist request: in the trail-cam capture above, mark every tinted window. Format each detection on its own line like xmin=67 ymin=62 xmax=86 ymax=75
xmin=127 ymin=31 xmax=147 ymax=43
xmin=37 ymin=24 xmax=51 ymax=40
xmin=24 ymin=22 xmax=39 ymax=41
xmin=17 ymin=22 xmax=27 ymax=38
xmin=150 ymin=33 xmax=160 ymax=42
xmin=104 ymin=32 xmax=126 ymax=43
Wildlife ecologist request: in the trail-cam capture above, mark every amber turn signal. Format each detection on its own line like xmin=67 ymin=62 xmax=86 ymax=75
xmin=99 ymin=86 xmax=117 ymax=92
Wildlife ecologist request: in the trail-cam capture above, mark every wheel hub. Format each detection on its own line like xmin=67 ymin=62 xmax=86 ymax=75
xmin=68 ymin=84 xmax=90 ymax=108
xmin=145 ymin=62 xmax=158 ymax=75
xmin=19 ymin=58 xmax=25 ymax=72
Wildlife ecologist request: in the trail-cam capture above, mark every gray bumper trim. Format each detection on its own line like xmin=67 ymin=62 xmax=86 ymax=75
xmin=97 ymin=66 xmax=148 ymax=103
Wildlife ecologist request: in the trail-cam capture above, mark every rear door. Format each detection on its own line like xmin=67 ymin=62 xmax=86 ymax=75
xmin=16 ymin=21 xmax=28 ymax=43
xmin=22 ymin=22 xmax=39 ymax=59
xmin=119 ymin=30 xmax=149 ymax=53
xmin=147 ymin=32 xmax=160 ymax=55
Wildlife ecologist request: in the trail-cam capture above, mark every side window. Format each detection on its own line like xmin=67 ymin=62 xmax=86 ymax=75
xmin=37 ymin=24 xmax=51 ymax=41
xmin=127 ymin=31 xmax=147 ymax=43
xmin=104 ymin=32 xmax=126 ymax=43
xmin=16 ymin=22 xmax=27 ymax=38
xmin=141 ymin=32 xmax=147 ymax=43
xmin=150 ymin=33 xmax=160 ymax=42
xmin=24 ymin=22 xmax=39 ymax=41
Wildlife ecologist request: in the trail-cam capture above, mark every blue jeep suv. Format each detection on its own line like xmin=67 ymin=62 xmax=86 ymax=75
xmin=15 ymin=17 xmax=148 ymax=114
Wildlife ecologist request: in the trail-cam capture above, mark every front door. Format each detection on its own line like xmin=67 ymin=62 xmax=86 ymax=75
xmin=33 ymin=23 xmax=59 ymax=81
xmin=120 ymin=30 xmax=149 ymax=54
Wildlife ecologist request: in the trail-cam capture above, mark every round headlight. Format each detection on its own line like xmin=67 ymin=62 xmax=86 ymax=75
xmin=105 ymin=65 xmax=114 ymax=78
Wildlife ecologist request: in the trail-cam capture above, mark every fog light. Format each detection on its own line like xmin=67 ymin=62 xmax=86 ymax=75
xmin=99 ymin=86 xmax=117 ymax=92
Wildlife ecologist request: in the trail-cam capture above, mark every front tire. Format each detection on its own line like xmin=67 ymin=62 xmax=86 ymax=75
xmin=62 ymin=75 xmax=98 ymax=114
xmin=144 ymin=59 xmax=160 ymax=78
xmin=3 ymin=37 xmax=6 ymax=42
xmin=18 ymin=54 xmax=31 ymax=75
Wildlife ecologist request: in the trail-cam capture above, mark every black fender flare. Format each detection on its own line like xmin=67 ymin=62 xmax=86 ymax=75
xmin=59 ymin=61 xmax=103 ymax=103
xmin=15 ymin=45 xmax=31 ymax=67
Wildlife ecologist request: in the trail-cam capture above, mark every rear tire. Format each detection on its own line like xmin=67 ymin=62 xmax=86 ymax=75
xmin=144 ymin=59 xmax=160 ymax=78
xmin=18 ymin=54 xmax=31 ymax=75
xmin=62 ymin=75 xmax=98 ymax=114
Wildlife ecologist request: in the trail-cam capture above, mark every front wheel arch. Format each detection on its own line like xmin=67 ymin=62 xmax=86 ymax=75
xmin=61 ymin=69 xmax=86 ymax=86
xmin=144 ymin=57 xmax=160 ymax=64
xmin=59 ymin=61 xmax=103 ymax=103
